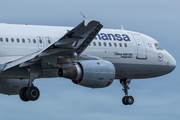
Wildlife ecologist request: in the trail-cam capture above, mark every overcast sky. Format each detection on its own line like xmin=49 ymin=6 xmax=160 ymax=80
xmin=0 ymin=0 xmax=180 ymax=120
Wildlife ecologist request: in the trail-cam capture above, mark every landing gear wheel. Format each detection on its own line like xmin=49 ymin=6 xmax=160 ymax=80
xmin=19 ymin=87 xmax=29 ymax=102
xmin=26 ymin=86 xmax=40 ymax=101
xmin=122 ymin=96 xmax=128 ymax=105
xmin=122 ymin=96 xmax=134 ymax=105
xmin=127 ymin=96 xmax=134 ymax=105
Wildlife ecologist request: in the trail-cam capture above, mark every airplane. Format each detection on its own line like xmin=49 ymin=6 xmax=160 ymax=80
xmin=0 ymin=13 xmax=176 ymax=105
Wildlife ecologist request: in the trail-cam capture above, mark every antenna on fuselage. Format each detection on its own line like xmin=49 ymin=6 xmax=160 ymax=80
xmin=121 ymin=25 xmax=124 ymax=30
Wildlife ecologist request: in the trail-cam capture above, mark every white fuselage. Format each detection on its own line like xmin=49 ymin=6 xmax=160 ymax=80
xmin=0 ymin=24 xmax=176 ymax=79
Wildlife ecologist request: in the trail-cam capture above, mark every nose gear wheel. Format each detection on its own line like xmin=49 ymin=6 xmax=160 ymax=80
xmin=122 ymin=96 xmax=134 ymax=105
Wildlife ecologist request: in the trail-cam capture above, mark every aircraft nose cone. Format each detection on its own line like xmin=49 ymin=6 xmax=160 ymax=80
xmin=170 ymin=56 xmax=176 ymax=70
xmin=167 ymin=53 xmax=176 ymax=72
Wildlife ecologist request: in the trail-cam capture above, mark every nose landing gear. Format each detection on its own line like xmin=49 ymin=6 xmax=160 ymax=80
xmin=120 ymin=79 xmax=134 ymax=105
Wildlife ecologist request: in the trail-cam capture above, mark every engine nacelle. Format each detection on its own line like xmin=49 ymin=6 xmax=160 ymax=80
xmin=0 ymin=79 xmax=28 ymax=95
xmin=59 ymin=60 xmax=115 ymax=88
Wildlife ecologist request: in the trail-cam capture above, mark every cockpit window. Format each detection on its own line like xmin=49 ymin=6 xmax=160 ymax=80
xmin=155 ymin=43 xmax=163 ymax=50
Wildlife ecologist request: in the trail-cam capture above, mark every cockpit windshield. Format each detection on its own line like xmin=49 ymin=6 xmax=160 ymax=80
xmin=155 ymin=43 xmax=163 ymax=50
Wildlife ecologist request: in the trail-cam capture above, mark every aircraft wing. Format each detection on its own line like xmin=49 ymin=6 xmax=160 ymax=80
xmin=3 ymin=14 xmax=103 ymax=71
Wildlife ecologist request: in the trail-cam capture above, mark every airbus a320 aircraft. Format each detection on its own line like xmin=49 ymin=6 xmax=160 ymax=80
xmin=0 ymin=14 xmax=176 ymax=105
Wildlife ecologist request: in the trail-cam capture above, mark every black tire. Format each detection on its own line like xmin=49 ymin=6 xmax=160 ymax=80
xmin=26 ymin=86 xmax=40 ymax=101
xmin=127 ymin=96 xmax=134 ymax=105
xmin=19 ymin=87 xmax=29 ymax=102
xmin=122 ymin=96 xmax=128 ymax=105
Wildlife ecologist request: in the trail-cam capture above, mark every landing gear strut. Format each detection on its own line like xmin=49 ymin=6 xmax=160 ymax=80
xmin=19 ymin=62 xmax=41 ymax=102
xmin=120 ymin=79 xmax=134 ymax=105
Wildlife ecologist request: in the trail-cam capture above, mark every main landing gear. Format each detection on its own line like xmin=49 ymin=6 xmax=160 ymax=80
xmin=19 ymin=63 xmax=41 ymax=102
xmin=120 ymin=79 xmax=134 ymax=105
xmin=19 ymin=86 xmax=40 ymax=101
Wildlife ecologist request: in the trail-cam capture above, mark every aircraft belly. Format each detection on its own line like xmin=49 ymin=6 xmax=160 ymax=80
xmin=0 ymin=66 xmax=29 ymax=79
xmin=0 ymin=67 xmax=59 ymax=79
xmin=0 ymin=79 xmax=28 ymax=95
xmin=0 ymin=62 xmax=172 ymax=80
xmin=114 ymin=63 xmax=173 ymax=79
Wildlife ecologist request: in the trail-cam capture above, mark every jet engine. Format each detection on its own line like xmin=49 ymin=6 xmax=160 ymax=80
xmin=58 ymin=60 xmax=115 ymax=88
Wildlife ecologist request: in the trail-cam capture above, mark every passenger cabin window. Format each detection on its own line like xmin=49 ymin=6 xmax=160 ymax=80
xmin=93 ymin=42 xmax=96 ymax=46
xmin=104 ymin=42 xmax=106 ymax=46
xmin=155 ymin=43 xmax=163 ymax=50
xmin=0 ymin=38 xmax=3 ymax=42
xmin=33 ymin=39 xmax=36 ymax=43
xmin=114 ymin=43 xmax=117 ymax=47
xmin=109 ymin=42 xmax=112 ymax=47
xmin=28 ymin=39 xmax=31 ymax=43
xmin=22 ymin=38 xmax=25 ymax=43
xmin=119 ymin=43 xmax=122 ymax=47
xmin=99 ymin=42 xmax=101 ymax=46
xmin=124 ymin=43 xmax=127 ymax=47
xmin=11 ymin=38 xmax=14 ymax=42
xmin=17 ymin=38 xmax=20 ymax=43
xmin=6 ymin=38 xmax=8 ymax=42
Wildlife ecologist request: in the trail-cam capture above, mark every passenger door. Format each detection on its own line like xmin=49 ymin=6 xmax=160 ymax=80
xmin=132 ymin=34 xmax=147 ymax=59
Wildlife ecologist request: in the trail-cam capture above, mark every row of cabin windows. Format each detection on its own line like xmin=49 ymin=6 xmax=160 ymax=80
xmin=0 ymin=37 xmax=127 ymax=48
xmin=0 ymin=38 xmax=51 ymax=44
xmin=90 ymin=42 xmax=128 ymax=47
